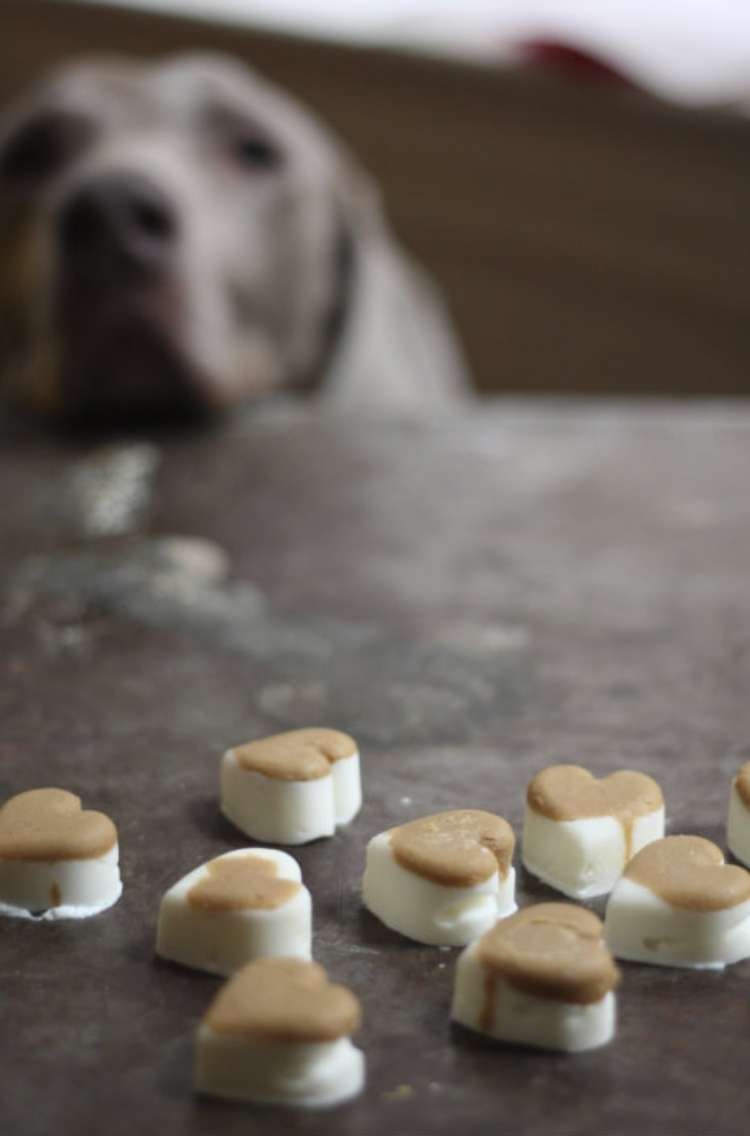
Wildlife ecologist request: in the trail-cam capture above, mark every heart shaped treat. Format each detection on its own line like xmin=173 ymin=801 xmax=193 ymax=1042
xmin=453 ymin=903 xmax=619 ymax=1051
xmin=188 ymin=854 xmax=300 ymax=913
xmin=0 ymin=788 xmax=117 ymax=861
xmin=204 ymin=958 xmax=361 ymax=1043
xmin=222 ymin=727 xmax=362 ymax=845
xmin=364 ymin=810 xmax=517 ymax=945
xmin=233 ymin=728 xmax=357 ymax=782
xmin=523 ymin=764 xmax=665 ymax=899
xmin=196 ymin=957 xmax=366 ymax=1105
xmin=625 ymin=835 xmax=750 ymax=911
xmin=478 ymin=903 xmax=620 ymax=1006
xmin=0 ymin=788 xmax=121 ymax=920
xmin=156 ymin=850 xmax=311 ymax=974
xmin=390 ymin=809 xmax=515 ymax=887
xmin=527 ymin=765 xmax=663 ymax=827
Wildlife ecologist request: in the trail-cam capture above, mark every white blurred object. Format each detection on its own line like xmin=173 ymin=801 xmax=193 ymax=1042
xmin=79 ymin=0 xmax=750 ymax=105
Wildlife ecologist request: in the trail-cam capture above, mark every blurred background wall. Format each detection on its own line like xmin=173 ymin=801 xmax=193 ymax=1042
xmin=2 ymin=0 xmax=749 ymax=396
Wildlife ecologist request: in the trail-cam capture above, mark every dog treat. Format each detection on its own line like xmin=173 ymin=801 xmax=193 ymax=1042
xmin=362 ymin=809 xmax=516 ymax=945
xmin=727 ymin=762 xmax=750 ymax=869
xmin=604 ymin=835 xmax=750 ymax=968
xmin=0 ymin=788 xmax=122 ymax=919
xmin=221 ymin=728 xmax=361 ymax=845
xmin=522 ymin=764 xmax=664 ymax=899
xmin=195 ymin=957 xmax=365 ymax=1108
xmin=452 ymin=903 xmax=619 ymax=1052
xmin=156 ymin=849 xmax=312 ymax=976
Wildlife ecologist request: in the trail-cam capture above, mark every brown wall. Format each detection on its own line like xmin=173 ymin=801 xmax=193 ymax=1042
xmin=2 ymin=0 xmax=749 ymax=395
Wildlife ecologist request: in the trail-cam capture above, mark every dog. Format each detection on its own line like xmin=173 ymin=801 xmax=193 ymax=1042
xmin=0 ymin=53 xmax=467 ymax=426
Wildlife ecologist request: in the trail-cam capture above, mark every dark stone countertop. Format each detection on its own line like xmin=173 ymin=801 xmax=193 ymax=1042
xmin=1 ymin=402 xmax=749 ymax=1136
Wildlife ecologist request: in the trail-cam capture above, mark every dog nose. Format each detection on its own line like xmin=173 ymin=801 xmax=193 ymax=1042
xmin=58 ymin=171 xmax=177 ymax=273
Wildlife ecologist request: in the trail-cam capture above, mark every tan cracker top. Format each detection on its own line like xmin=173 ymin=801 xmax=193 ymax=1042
xmin=735 ymin=762 xmax=750 ymax=811
xmin=527 ymin=764 xmax=663 ymax=823
xmin=477 ymin=902 xmax=620 ymax=1004
xmin=390 ymin=809 xmax=515 ymax=887
xmin=187 ymin=854 xmax=300 ymax=912
xmin=204 ymin=958 xmax=362 ymax=1043
xmin=0 ymin=788 xmax=117 ymax=862
xmin=625 ymin=835 xmax=750 ymax=911
xmin=232 ymin=728 xmax=357 ymax=782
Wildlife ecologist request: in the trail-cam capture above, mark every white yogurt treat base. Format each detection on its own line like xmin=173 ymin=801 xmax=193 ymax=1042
xmin=0 ymin=844 xmax=122 ymax=919
xmin=157 ymin=848 xmax=312 ymax=976
xmin=522 ymin=807 xmax=665 ymax=899
xmin=220 ymin=750 xmax=361 ymax=845
xmin=727 ymin=786 xmax=750 ymax=869
xmin=195 ymin=1027 xmax=365 ymax=1108
xmin=604 ymin=876 xmax=750 ymax=968
xmin=362 ymin=831 xmax=516 ymax=946
xmin=331 ymin=753 xmax=362 ymax=825
xmin=451 ymin=939 xmax=615 ymax=1053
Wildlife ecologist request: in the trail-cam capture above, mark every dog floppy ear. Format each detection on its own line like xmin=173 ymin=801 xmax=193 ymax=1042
xmin=325 ymin=148 xmax=469 ymax=408
xmin=330 ymin=145 xmax=386 ymax=239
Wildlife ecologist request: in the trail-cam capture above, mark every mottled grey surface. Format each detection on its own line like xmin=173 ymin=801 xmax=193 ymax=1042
xmin=1 ymin=403 xmax=750 ymax=1136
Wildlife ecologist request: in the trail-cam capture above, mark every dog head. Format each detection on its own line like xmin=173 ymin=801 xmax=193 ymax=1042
xmin=0 ymin=53 xmax=374 ymax=425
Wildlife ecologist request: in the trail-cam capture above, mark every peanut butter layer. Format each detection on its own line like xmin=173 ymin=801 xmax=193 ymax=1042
xmin=626 ymin=835 xmax=750 ymax=911
xmin=204 ymin=958 xmax=362 ymax=1043
xmin=233 ymin=728 xmax=357 ymax=782
xmin=527 ymin=765 xmax=663 ymax=824
xmin=390 ymin=810 xmax=515 ymax=887
xmin=187 ymin=855 xmax=300 ymax=913
xmin=0 ymin=788 xmax=117 ymax=862
xmin=477 ymin=903 xmax=620 ymax=1010
xmin=735 ymin=762 xmax=750 ymax=811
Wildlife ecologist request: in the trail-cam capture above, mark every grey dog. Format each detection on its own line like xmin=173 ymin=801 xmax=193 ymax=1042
xmin=0 ymin=53 xmax=467 ymax=425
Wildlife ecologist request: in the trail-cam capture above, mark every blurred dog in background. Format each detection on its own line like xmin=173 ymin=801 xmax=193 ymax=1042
xmin=0 ymin=53 xmax=466 ymax=427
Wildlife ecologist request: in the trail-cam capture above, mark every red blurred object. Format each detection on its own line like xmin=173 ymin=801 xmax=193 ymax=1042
xmin=520 ymin=39 xmax=633 ymax=87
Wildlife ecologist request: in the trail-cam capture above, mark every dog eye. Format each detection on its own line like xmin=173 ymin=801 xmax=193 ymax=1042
xmin=232 ymin=133 xmax=280 ymax=171
xmin=0 ymin=111 xmax=93 ymax=183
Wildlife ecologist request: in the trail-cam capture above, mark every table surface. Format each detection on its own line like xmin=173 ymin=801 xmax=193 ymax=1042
xmin=2 ymin=403 xmax=749 ymax=1136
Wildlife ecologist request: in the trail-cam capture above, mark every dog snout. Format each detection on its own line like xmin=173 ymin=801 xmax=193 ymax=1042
xmin=57 ymin=171 xmax=178 ymax=277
